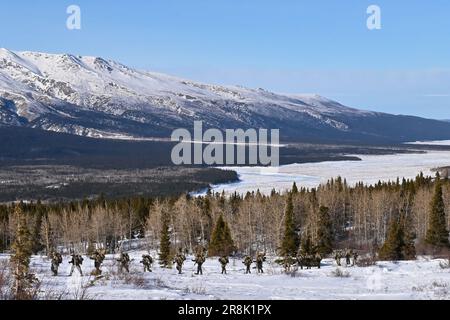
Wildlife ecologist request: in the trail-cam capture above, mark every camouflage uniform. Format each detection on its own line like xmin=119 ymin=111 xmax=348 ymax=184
xmin=140 ymin=254 xmax=153 ymax=272
xmin=90 ymin=250 xmax=106 ymax=275
xmin=352 ymin=251 xmax=358 ymax=266
xmin=334 ymin=250 xmax=342 ymax=266
xmin=174 ymin=251 xmax=186 ymax=274
xmin=50 ymin=252 xmax=63 ymax=276
xmin=345 ymin=250 xmax=352 ymax=266
xmin=117 ymin=252 xmax=131 ymax=273
xmin=314 ymin=252 xmax=322 ymax=269
xmin=69 ymin=254 xmax=84 ymax=276
xmin=219 ymin=256 xmax=229 ymax=274
xmin=243 ymin=256 xmax=252 ymax=274
xmin=192 ymin=252 xmax=206 ymax=275
xmin=256 ymin=253 xmax=266 ymax=274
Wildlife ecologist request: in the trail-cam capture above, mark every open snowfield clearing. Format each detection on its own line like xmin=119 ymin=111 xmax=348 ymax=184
xmin=1 ymin=253 xmax=450 ymax=300
xmin=210 ymin=150 xmax=450 ymax=195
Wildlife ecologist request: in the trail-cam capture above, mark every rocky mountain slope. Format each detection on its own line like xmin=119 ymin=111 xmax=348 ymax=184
xmin=1 ymin=48 xmax=450 ymax=143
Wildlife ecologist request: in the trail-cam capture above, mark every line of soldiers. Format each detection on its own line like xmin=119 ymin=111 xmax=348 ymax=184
xmin=53 ymin=249 xmax=363 ymax=277
xmin=334 ymin=249 xmax=358 ymax=267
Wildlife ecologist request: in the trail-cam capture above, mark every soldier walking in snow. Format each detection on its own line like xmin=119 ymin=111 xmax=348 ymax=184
xmin=174 ymin=249 xmax=186 ymax=274
xmin=192 ymin=252 xmax=206 ymax=275
xmin=345 ymin=249 xmax=352 ymax=266
xmin=140 ymin=254 xmax=153 ymax=272
xmin=352 ymin=251 xmax=359 ymax=266
xmin=69 ymin=254 xmax=84 ymax=276
xmin=117 ymin=252 xmax=131 ymax=273
xmin=90 ymin=250 xmax=106 ymax=275
xmin=50 ymin=251 xmax=63 ymax=276
xmin=334 ymin=250 xmax=342 ymax=266
xmin=256 ymin=252 xmax=266 ymax=274
xmin=219 ymin=256 xmax=229 ymax=274
xmin=243 ymin=255 xmax=252 ymax=274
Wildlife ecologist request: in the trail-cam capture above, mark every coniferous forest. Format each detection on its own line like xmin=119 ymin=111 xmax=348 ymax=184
xmin=1 ymin=172 xmax=449 ymax=260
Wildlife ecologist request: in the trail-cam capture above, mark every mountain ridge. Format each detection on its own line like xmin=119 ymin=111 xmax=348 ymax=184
xmin=1 ymin=48 xmax=450 ymax=143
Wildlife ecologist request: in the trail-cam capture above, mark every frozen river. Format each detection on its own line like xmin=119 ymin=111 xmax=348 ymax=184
xmin=209 ymin=149 xmax=450 ymax=195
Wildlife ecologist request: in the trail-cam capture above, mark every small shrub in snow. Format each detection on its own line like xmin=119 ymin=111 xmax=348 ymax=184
xmin=122 ymin=273 xmax=148 ymax=288
xmin=191 ymin=285 xmax=207 ymax=295
xmin=331 ymin=268 xmax=350 ymax=278
xmin=153 ymin=276 xmax=167 ymax=288
xmin=432 ymin=281 xmax=448 ymax=288
xmin=356 ymin=256 xmax=377 ymax=267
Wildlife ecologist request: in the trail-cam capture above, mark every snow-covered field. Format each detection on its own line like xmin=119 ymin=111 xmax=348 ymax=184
xmin=407 ymin=140 xmax=450 ymax=146
xmin=210 ymin=150 xmax=450 ymax=195
xmin=2 ymin=253 xmax=450 ymax=300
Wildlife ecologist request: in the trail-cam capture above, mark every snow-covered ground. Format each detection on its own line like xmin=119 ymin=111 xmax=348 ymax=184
xmin=1 ymin=253 xmax=450 ymax=300
xmin=407 ymin=140 xmax=450 ymax=146
xmin=208 ymin=150 xmax=450 ymax=195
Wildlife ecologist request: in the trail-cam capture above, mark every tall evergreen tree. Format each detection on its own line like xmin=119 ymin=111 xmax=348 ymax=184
xmin=159 ymin=209 xmax=172 ymax=268
xmin=378 ymin=209 xmax=416 ymax=261
xmin=299 ymin=234 xmax=313 ymax=256
xmin=10 ymin=204 xmax=34 ymax=299
xmin=379 ymin=217 xmax=404 ymax=261
xmin=292 ymin=182 xmax=299 ymax=194
xmin=400 ymin=211 xmax=416 ymax=260
xmin=31 ymin=201 xmax=44 ymax=254
xmin=316 ymin=206 xmax=333 ymax=255
xmin=425 ymin=176 xmax=450 ymax=248
xmin=280 ymin=193 xmax=299 ymax=257
xmin=208 ymin=215 xmax=235 ymax=256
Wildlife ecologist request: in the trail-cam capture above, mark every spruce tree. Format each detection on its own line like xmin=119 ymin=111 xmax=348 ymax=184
xmin=379 ymin=217 xmax=403 ymax=261
xmin=159 ymin=209 xmax=172 ymax=268
xmin=280 ymin=193 xmax=299 ymax=257
xmin=299 ymin=234 xmax=313 ymax=256
xmin=10 ymin=204 xmax=34 ymax=299
xmin=208 ymin=215 xmax=235 ymax=256
xmin=400 ymin=212 xmax=416 ymax=260
xmin=379 ymin=207 xmax=416 ymax=261
xmin=292 ymin=182 xmax=299 ymax=194
xmin=316 ymin=206 xmax=333 ymax=255
xmin=425 ymin=177 xmax=450 ymax=248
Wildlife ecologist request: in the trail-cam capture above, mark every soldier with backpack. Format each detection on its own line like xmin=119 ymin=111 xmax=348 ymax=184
xmin=192 ymin=251 xmax=206 ymax=275
xmin=117 ymin=252 xmax=131 ymax=273
xmin=256 ymin=252 xmax=266 ymax=274
xmin=243 ymin=255 xmax=252 ymax=274
xmin=50 ymin=251 xmax=63 ymax=276
xmin=90 ymin=250 xmax=106 ymax=275
xmin=140 ymin=254 xmax=153 ymax=272
xmin=69 ymin=254 xmax=84 ymax=276
xmin=174 ymin=249 xmax=186 ymax=274
xmin=219 ymin=256 xmax=229 ymax=274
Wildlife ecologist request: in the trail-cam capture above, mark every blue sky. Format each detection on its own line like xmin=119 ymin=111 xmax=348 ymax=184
xmin=1 ymin=0 xmax=450 ymax=119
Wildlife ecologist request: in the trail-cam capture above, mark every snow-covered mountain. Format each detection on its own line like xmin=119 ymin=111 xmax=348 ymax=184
xmin=1 ymin=48 xmax=450 ymax=143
